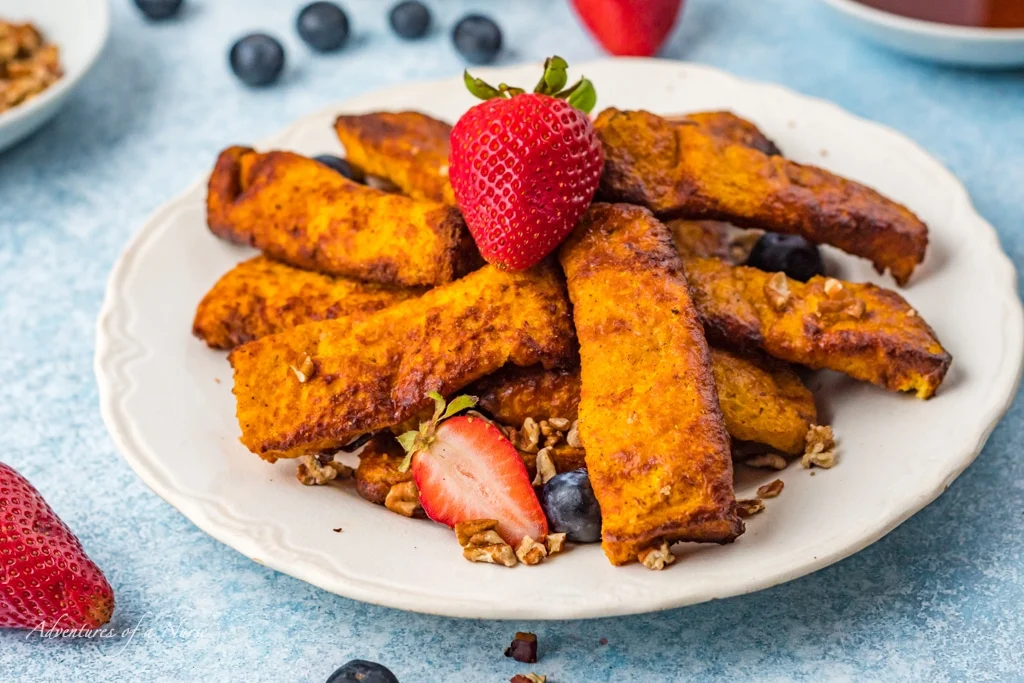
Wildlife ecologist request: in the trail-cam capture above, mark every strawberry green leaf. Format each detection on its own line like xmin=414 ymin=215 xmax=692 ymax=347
xmin=533 ymin=55 xmax=569 ymax=96
xmin=440 ymin=394 xmax=479 ymax=421
xmin=395 ymin=430 xmax=420 ymax=472
xmin=566 ymin=78 xmax=597 ymax=114
xmin=464 ymin=71 xmax=502 ymax=101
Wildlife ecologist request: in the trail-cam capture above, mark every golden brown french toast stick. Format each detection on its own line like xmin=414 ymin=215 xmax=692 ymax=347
xmin=472 ymin=348 xmax=815 ymax=456
xmin=595 ymin=108 xmax=928 ymax=285
xmin=230 ymin=263 xmax=576 ymax=461
xmin=206 ymin=146 xmax=478 ymax=287
xmin=676 ymin=111 xmax=781 ymax=156
xmin=685 ymin=257 xmax=951 ymax=398
xmin=193 ymin=256 xmax=422 ymax=350
xmin=559 ymin=203 xmax=743 ymax=566
xmin=334 ymin=111 xmax=456 ymax=205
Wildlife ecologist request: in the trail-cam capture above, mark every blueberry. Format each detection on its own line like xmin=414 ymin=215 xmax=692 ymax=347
xmin=452 ymin=14 xmax=502 ymax=65
xmin=326 ymin=660 xmax=399 ymax=683
xmin=313 ymin=155 xmax=364 ymax=183
xmin=229 ymin=34 xmax=286 ymax=87
xmin=134 ymin=0 xmax=183 ymax=20
xmin=746 ymin=233 xmax=824 ymax=282
xmin=389 ymin=1 xmax=431 ymax=40
xmin=539 ymin=469 xmax=602 ymax=543
xmin=297 ymin=2 xmax=350 ymax=52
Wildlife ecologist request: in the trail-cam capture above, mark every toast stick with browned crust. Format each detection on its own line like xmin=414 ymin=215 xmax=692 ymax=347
xmin=559 ymin=202 xmax=743 ymax=566
xmin=194 ymin=254 xmax=815 ymax=453
xmin=470 ymin=348 xmax=816 ymax=456
xmin=193 ymin=256 xmax=423 ymax=350
xmin=595 ymin=108 xmax=928 ymax=285
xmin=334 ymin=111 xmax=457 ymax=206
xmin=685 ymin=257 xmax=951 ymax=398
xmin=206 ymin=146 xmax=479 ymax=287
xmin=230 ymin=262 xmax=576 ymax=461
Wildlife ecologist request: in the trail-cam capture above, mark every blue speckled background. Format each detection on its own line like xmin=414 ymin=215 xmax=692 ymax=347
xmin=2 ymin=0 xmax=1023 ymax=680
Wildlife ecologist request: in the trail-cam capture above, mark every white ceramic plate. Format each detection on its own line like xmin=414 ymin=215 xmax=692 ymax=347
xmin=0 ymin=0 xmax=109 ymax=153
xmin=823 ymin=0 xmax=1024 ymax=67
xmin=96 ymin=59 xmax=1024 ymax=620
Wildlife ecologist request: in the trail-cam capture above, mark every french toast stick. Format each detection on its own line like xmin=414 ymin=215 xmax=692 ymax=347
xmin=206 ymin=146 xmax=478 ymax=287
xmin=193 ymin=256 xmax=422 ymax=350
xmin=334 ymin=111 xmax=457 ymax=205
xmin=685 ymin=257 xmax=951 ymax=398
xmin=559 ymin=203 xmax=743 ymax=566
xmin=595 ymin=108 xmax=928 ymax=285
xmin=230 ymin=262 xmax=576 ymax=461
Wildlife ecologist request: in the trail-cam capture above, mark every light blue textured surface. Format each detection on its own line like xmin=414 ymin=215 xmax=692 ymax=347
xmin=2 ymin=0 xmax=1023 ymax=680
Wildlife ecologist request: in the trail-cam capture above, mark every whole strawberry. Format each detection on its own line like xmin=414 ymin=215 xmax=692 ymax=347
xmin=571 ymin=0 xmax=684 ymax=56
xmin=450 ymin=56 xmax=604 ymax=271
xmin=0 ymin=462 xmax=114 ymax=630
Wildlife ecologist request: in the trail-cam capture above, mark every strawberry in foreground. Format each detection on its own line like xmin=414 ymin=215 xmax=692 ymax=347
xmin=397 ymin=393 xmax=548 ymax=545
xmin=0 ymin=462 xmax=114 ymax=630
xmin=571 ymin=0 xmax=684 ymax=56
xmin=449 ymin=56 xmax=604 ymax=271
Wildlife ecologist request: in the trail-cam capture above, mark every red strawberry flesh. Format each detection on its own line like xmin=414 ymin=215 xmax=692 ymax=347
xmin=449 ymin=93 xmax=604 ymax=271
xmin=0 ymin=462 xmax=114 ymax=630
xmin=411 ymin=416 xmax=548 ymax=545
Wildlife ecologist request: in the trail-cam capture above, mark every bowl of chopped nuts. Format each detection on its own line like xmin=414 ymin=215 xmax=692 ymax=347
xmin=0 ymin=0 xmax=110 ymax=152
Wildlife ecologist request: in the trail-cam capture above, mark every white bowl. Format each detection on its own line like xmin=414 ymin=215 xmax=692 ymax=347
xmin=0 ymin=0 xmax=110 ymax=153
xmin=823 ymin=0 xmax=1024 ymax=68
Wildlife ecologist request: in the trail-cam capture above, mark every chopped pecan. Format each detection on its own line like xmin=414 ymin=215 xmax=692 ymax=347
xmin=744 ymin=453 xmax=787 ymax=470
xmin=295 ymin=455 xmax=353 ymax=486
xmin=531 ymin=447 xmax=557 ymax=486
xmin=802 ymin=424 xmax=837 ymax=469
xmin=545 ymin=533 xmax=566 ymax=556
xmin=515 ymin=536 xmax=547 ymax=566
xmin=737 ymin=498 xmax=765 ymax=517
xmin=566 ymin=420 xmax=582 ymax=448
xmin=638 ymin=541 xmax=676 ymax=570
xmin=384 ymin=480 xmax=421 ymax=517
xmin=764 ymin=272 xmax=791 ymax=311
xmin=756 ymin=479 xmax=784 ymax=498
xmin=455 ymin=519 xmax=499 ymax=546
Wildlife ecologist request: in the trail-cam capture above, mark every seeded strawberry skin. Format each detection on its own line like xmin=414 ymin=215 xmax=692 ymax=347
xmin=450 ymin=94 xmax=604 ymax=271
xmin=0 ymin=462 xmax=114 ymax=630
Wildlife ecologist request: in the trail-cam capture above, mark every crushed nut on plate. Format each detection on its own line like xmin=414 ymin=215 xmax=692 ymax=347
xmin=802 ymin=424 xmax=837 ymax=469
xmin=638 ymin=541 xmax=676 ymax=570
xmin=756 ymin=479 xmax=784 ymax=498
xmin=737 ymin=498 xmax=765 ymax=517
xmin=744 ymin=453 xmax=788 ymax=470
xmin=456 ymin=519 xmax=517 ymax=567
xmin=532 ymin=447 xmax=557 ymax=486
xmin=510 ymin=675 xmax=545 ymax=683
xmin=545 ymin=533 xmax=566 ymax=556
xmin=515 ymin=536 xmax=547 ymax=565
xmin=384 ymin=480 xmax=421 ymax=517
xmin=295 ymin=455 xmax=353 ymax=486
xmin=505 ymin=631 xmax=538 ymax=663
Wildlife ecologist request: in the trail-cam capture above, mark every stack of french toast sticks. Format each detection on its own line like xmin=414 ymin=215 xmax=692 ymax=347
xmin=193 ymin=107 xmax=951 ymax=568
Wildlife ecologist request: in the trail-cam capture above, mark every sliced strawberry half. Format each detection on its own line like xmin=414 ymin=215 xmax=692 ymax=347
xmin=397 ymin=394 xmax=548 ymax=545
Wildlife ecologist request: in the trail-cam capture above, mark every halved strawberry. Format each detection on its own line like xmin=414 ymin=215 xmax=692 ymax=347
xmin=398 ymin=394 xmax=548 ymax=545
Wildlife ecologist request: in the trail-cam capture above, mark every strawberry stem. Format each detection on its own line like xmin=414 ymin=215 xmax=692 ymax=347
xmin=463 ymin=55 xmax=597 ymax=114
xmin=396 ymin=392 xmax=479 ymax=472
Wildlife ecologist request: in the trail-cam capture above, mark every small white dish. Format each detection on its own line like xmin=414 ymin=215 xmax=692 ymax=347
xmin=96 ymin=59 xmax=1024 ymax=620
xmin=0 ymin=0 xmax=110 ymax=153
xmin=823 ymin=0 xmax=1024 ymax=67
